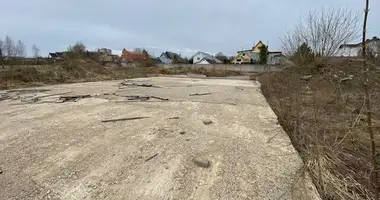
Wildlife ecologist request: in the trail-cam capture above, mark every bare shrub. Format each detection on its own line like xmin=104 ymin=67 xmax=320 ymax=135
xmin=4 ymin=36 xmax=16 ymax=56
xmin=15 ymin=40 xmax=26 ymax=57
xmin=259 ymin=64 xmax=380 ymax=199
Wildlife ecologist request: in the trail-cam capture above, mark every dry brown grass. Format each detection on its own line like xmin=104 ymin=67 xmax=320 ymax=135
xmin=156 ymin=66 xmax=242 ymax=77
xmin=259 ymin=63 xmax=380 ymax=199
xmin=0 ymin=60 xmax=157 ymax=90
xmin=0 ymin=60 xmax=243 ymax=90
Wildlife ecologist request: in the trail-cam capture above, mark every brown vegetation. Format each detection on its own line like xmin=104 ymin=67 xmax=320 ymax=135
xmin=0 ymin=60 xmax=242 ymax=90
xmin=0 ymin=60 xmax=151 ymax=90
xmin=157 ymin=66 xmax=242 ymax=77
xmin=259 ymin=63 xmax=380 ymax=199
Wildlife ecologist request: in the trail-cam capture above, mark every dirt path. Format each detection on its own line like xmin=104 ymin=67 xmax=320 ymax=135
xmin=0 ymin=77 xmax=320 ymax=200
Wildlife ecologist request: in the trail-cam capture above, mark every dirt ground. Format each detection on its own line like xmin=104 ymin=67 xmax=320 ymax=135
xmin=0 ymin=77 xmax=319 ymax=200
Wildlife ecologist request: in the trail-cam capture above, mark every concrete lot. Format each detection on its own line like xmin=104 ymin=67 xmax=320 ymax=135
xmin=0 ymin=77 xmax=319 ymax=200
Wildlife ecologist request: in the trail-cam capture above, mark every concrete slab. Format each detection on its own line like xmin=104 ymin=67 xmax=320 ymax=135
xmin=0 ymin=77 xmax=320 ymax=200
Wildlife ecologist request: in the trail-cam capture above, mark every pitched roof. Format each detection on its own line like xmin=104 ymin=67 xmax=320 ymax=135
xmin=150 ymin=57 xmax=162 ymax=64
xmin=339 ymin=36 xmax=380 ymax=49
xmin=201 ymin=58 xmax=217 ymax=64
xmin=49 ymin=52 xmax=65 ymax=58
xmin=191 ymin=51 xmax=213 ymax=59
xmin=121 ymin=49 xmax=148 ymax=62
xmin=163 ymin=51 xmax=187 ymax=63
xmin=237 ymin=49 xmax=252 ymax=53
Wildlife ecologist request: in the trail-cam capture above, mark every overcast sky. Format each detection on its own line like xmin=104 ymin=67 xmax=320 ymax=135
xmin=0 ymin=0 xmax=379 ymax=57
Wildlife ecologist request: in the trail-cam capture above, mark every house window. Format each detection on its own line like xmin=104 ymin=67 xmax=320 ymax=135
xmin=197 ymin=57 xmax=200 ymax=60
xmin=242 ymin=53 xmax=245 ymax=56
xmin=237 ymin=59 xmax=241 ymax=62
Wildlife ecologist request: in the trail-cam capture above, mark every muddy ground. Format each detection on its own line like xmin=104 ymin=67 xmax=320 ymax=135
xmin=0 ymin=77 xmax=319 ymax=200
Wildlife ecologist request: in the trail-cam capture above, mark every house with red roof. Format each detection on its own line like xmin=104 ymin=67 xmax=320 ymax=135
xmin=121 ymin=49 xmax=149 ymax=63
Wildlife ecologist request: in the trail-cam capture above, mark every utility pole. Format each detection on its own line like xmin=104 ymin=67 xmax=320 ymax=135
xmin=361 ymin=0 xmax=378 ymax=199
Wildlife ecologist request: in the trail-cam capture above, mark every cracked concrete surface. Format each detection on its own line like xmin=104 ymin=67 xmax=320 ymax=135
xmin=0 ymin=77 xmax=320 ymax=200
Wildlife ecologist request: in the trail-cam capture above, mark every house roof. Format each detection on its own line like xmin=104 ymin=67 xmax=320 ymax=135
xmin=253 ymin=41 xmax=265 ymax=49
xmin=201 ymin=58 xmax=218 ymax=64
xmin=237 ymin=49 xmax=252 ymax=53
xmin=192 ymin=51 xmax=223 ymax=64
xmin=49 ymin=53 xmax=58 ymax=58
xmin=150 ymin=57 xmax=162 ymax=64
xmin=339 ymin=36 xmax=379 ymax=49
xmin=162 ymin=51 xmax=187 ymax=63
xmin=121 ymin=49 xmax=148 ymax=62
xmin=49 ymin=52 xmax=65 ymax=58
xmin=191 ymin=51 xmax=213 ymax=59
xmin=237 ymin=41 xmax=266 ymax=53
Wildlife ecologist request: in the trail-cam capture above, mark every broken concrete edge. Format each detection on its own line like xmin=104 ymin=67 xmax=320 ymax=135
xmin=257 ymin=85 xmax=322 ymax=199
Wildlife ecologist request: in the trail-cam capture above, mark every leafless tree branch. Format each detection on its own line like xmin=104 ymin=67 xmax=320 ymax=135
xmin=282 ymin=7 xmax=360 ymax=57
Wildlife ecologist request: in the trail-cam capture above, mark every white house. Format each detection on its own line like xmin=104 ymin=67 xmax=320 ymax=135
xmin=338 ymin=36 xmax=379 ymax=57
xmin=191 ymin=51 xmax=222 ymax=64
xmin=267 ymin=51 xmax=283 ymax=65
xmin=337 ymin=44 xmax=361 ymax=57
xmin=197 ymin=58 xmax=218 ymax=64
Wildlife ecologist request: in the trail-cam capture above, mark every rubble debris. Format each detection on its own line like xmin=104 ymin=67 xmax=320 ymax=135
xmin=189 ymin=92 xmax=212 ymax=96
xmin=124 ymin=95 xmax=169 ymax=101
xmin=340 ymin=75 xmax=354 ymax=82
xmin=26 ymin=92 xmax=73 ymax=103
xmin=145 ymin=153 xmax=158 ymax=162
xmin=57 ymin=94 xmax=91 ymax=103
xmin=203 ymin=120 xmax=213 ymax=125
xmin=235 ymin=87 xmax=244 ymax=90
xmin=300 ymin=75 xmax=313 ymax=81
xmin=180 ymin=131 xmax=186 ymax=135
xmin=0 ymin=93 xmax=10 ymax=101
xmin=126 ymin=95 xmax=150 ymax=101
xmin=7 ymin=89 xmax=50 ymax=93
xmin=168 ymin=117 xmax=180 ymax=119
xmin=21 ymin=98 xmax=39 ymax=103
xmin=101 ymin=116 xmax=149 ymax=123
xmin=193 ymin=156 xmax=211 ymax=168
xmin=11 ymin=96 xmax=20 ymax=100
xmin=150 ymin=96 xmax=169 ymax=101
xmin=120 ymin=82 xmax=161 ymax=88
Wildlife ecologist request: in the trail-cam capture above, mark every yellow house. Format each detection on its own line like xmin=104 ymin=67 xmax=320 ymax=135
xmin=232 ymin=41 xmax=266 ymax=64
xmin=252 ymin=40 xmax=265 ymax=53
xmin=231 ymin=50 xmax=253 ymax=64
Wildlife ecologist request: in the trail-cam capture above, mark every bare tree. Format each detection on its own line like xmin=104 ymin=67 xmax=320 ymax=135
xmin=0 ymin=39 xmax=3 ymax=69
xmin=32 ymin=44 xmax=40 ymax=64
xmin=15 ymin=40 xmax=26 ymax=57
xmin=0 ymin=39 xmax=3 ymax=53
xmin=215 ymin=52 xmax=229 ymax=63
xmin=71 ymin=41 xmax=86 ymax=55
xmin=4 ymin=36 xmax=16 ymax=56
xmin=32 ymin=44 xmax=40 ymax=58
xmin=282 ymin=7 xmax=360 ymax=57
xmin=215 ymin=52 xmax=224 ymax=57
